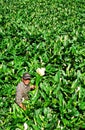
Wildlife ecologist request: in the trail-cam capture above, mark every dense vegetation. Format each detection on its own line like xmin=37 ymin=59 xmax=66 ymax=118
xmin=0 ymin=0 xmax=85 ymax=129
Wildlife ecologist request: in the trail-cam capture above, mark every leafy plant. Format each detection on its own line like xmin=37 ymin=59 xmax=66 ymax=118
xmin=0 ymin=0 xmax=85 ymax=129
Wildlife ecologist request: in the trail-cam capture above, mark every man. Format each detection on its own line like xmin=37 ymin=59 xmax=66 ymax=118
xmin=15 ymin=72 xmax=35 ymax=110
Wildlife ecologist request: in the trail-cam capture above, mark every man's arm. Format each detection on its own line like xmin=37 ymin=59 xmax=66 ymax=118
xmin=15 ymin=85 xmax=26 ymax=110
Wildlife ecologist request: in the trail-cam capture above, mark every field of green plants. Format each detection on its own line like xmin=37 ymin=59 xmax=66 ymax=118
xmin=0 ymin=0 xmax=85 ymax=129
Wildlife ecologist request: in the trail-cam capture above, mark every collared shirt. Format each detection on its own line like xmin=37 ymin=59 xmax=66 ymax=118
xmin=15 ymin=81 xmax=31 ymax=105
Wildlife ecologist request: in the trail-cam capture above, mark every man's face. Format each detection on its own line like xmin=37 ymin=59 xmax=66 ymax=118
xmin=23 ymin=79 xmax=30 ymax=85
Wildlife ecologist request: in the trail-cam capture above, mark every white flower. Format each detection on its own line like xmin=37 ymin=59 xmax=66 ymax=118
xmin=36 ymin=68 xmax=45 ymax=76
xmin=76 ymin=86 xmax=80 ymax=93
xmin=24 ymin=122 xmax=28 ymax=130
xmin=77 ymin=86 xmax=80 ymax=91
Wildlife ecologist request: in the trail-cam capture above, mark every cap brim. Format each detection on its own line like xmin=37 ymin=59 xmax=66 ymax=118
xmin=23 ymin=77 xmax=31 ymax=80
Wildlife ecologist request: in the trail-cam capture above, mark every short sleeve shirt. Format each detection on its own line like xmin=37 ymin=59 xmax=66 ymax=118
xmin=15 ymin=81 xmax=31 ymax=105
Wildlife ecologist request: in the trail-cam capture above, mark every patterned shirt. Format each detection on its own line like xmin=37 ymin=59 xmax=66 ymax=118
xmin=15 ymin=81 xmax=31 ymax=105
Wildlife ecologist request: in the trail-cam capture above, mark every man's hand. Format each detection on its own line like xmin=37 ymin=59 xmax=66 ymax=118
xmin=30 ymin=85 xmax=36 ymax=90
xmin=19 ymin=103 xmax=26 ymax=110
